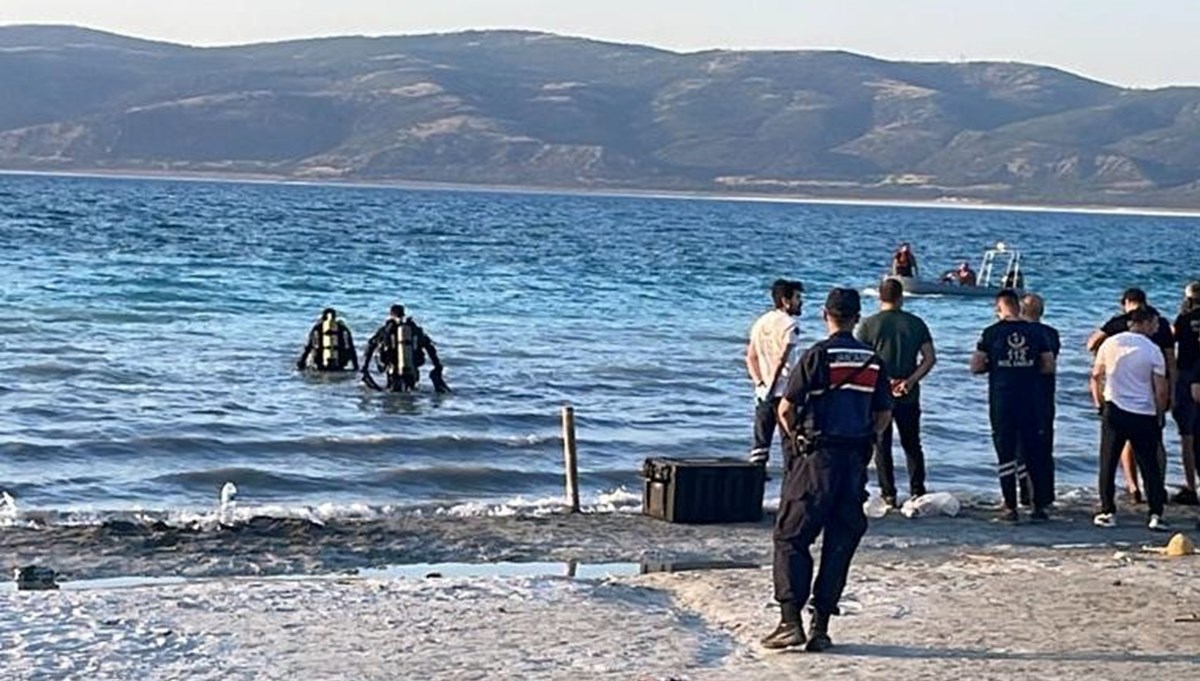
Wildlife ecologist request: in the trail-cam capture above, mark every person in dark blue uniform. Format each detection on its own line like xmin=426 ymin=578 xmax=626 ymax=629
xmin=1170 ymin=281 xmax=1200 ymax=505
xmin=971 ymin=289 xmax=1056 ymax=522
xmin=761 ymin=288 xmax=892 ymax=652
xmin=1019 ymin=293 xmax=1060 ymax=507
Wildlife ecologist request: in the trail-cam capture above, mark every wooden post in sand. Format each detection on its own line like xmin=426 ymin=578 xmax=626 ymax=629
xmin=561 ymin=405 xmax=581 ymax=513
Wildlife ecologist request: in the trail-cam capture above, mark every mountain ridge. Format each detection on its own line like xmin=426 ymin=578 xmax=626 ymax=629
xmin=2 ymin=25 xmax=1199 ymax=208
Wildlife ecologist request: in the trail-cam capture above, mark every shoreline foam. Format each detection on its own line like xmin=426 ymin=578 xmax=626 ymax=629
xmin=3 ymin=500 xmax=1196 ymax=581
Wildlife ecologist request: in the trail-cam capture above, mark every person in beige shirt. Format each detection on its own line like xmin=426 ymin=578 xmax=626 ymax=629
xmin=746 ymin=279 xmax=803 ymax=466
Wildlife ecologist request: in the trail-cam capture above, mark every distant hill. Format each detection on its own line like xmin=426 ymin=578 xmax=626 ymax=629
xmin=3 ymin=25 xmax=1200 ymax=208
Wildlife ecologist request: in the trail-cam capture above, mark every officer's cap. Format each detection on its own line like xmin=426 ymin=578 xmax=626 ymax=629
xmin=824 ymin=287 xmax=861 ymax=318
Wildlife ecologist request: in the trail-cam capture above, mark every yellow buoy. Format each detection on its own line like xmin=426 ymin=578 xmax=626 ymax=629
xmin=1165 ymin=533 xmax=1197 ymax=557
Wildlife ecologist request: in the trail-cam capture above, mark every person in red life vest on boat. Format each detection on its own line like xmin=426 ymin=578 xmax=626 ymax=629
xmin=956 ymin=261 xmax=978 ymax=286
xmin=942 ymin=261 xmax=977 ymax=287
xmin=890 ymin=243 xmax=919 ymax=278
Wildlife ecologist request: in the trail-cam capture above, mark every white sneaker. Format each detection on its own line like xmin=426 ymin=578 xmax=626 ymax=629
xmin=1148 ymin=514 xmax=1168 ymax=532
xmin=1093 ymin=513 xmax=1116 ymax=528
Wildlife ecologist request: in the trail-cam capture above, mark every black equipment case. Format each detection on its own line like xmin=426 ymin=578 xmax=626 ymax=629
xmin=641 ymin=457 xmax=766 ymax=524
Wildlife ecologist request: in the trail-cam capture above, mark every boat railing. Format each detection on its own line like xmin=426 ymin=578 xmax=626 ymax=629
xmin=979 ymin=248 xmax=1022 ymax=289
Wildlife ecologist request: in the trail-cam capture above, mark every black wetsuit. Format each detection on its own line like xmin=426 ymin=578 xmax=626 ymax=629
xmin=297 ymin=320 xmax=358 ymax=371
xmin=363 ymin=317 xmax=442 ymax=392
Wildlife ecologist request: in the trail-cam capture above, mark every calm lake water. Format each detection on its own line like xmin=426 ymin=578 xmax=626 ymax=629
xmin=1 ymin=173 xmax=1197 ymax=521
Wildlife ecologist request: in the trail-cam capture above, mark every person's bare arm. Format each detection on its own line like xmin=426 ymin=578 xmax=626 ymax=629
xmin=1089 ymin=358 xmax=1106 ymax=411
xmin=1153 ymin=373 xmax=1169 ymax=414
xmin=777 ymin=396 xmax=796 ymax=438
xmin=969 ymin=350 xmax=989 ymax=374
xmin=1086 ymin=329 xmax=1108 ymax=354
xmin=904 ymin=341 xmax=937 ymax=392
xmin=745 ymin=341 xmax=762 ymax=385
xmin=1038 ymin=351 xmax=1056 ymax=375
xmin=1191 ymin=382 xmax=1200 ymax=405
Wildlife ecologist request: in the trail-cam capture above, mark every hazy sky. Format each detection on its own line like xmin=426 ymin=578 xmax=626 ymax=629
xmin=1 ymin=0 xmax=1196 ymax=88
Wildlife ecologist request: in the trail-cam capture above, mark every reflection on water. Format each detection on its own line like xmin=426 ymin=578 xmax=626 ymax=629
xmin=1 ymin=560 xmax=764 ymax=592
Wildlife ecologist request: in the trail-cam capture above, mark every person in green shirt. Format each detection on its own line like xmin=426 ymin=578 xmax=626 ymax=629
xmin=857 ymin=278 xmax=937 ymax=506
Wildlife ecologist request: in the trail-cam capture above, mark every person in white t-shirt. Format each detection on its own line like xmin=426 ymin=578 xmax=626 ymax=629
xmin=1090 ymin=307 xmax=1170 ymax=530
xmin=746 ymin=279 xmax=804 ymax=467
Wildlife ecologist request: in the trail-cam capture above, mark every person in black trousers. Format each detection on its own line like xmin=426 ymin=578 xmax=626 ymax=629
xmin=761 ymin=288 xmax=892 ymax=653
xmin=970 ymin=289 xmax=1056 ymax=522
xmin=857 ymin=278 xmax=936 ymax=506
xmin=1019 ymin=293 xmax=1060 ymax=507
xmin=746 ymin=279 xmax=804 ymax=469
xmin=1090 ymin=307 xmax=1171 ymax=530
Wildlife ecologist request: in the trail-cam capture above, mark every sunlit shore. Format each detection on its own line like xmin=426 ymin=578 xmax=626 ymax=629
xmin=4 ymin=167 xmax=1199 ymax=219
xmin=3 ymin=501 xmax=1199 ymax=679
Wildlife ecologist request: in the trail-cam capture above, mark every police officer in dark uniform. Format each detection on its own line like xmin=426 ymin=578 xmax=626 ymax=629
xmin=762 ymin=288 xmax=892 ymax=652
xmin=295 ymin=307 xmax=359 ymax=372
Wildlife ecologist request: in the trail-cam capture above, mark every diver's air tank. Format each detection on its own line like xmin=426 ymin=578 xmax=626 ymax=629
xmin=320 ymin=316 xmax=338 ymax=369
xmin=396 ymin=319 xmax=415 ymax=381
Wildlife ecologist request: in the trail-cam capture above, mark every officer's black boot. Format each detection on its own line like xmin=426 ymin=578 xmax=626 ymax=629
xmin=761 ymin=602 xmax=806 ymax=650
xmin=805 ymin=611 xmax=833 ymax=653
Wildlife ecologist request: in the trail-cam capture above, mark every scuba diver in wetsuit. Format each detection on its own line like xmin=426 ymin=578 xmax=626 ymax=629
xmin=296 ymin=308 xmax=359 ymax=372
xmin=361 ymin=304 xmax=450 ymax=393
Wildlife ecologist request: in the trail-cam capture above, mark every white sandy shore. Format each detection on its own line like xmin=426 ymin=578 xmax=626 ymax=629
xmin=3 ymin=503 xmax=1200 ymax=679
xmin=3 ymin=546 xmax=1198 ymax=680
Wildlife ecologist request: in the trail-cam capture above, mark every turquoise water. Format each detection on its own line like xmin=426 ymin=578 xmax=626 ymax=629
xmin=1 ymin=173 xmax=1197 ymax=520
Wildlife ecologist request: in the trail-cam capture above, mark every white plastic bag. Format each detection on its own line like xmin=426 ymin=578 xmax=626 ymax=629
xmin=900 ymin=492 xmax=960 ymax=518
xmin=753 ymin=383 xmax=771 ymax=404
xmin=863 ymin=492 xmax=891 ymax=519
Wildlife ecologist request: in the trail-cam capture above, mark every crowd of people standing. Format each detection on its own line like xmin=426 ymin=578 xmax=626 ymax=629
xmin=746 ymin=274 xmax=1200 ymax=652
xmin=746 ymin=276 xmax=1200 ymax=530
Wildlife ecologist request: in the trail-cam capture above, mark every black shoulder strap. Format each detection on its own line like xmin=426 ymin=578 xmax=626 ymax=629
xmin=767 ymin=341 xmax=791 ymax=391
